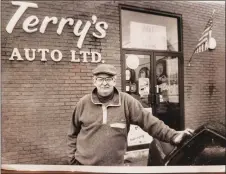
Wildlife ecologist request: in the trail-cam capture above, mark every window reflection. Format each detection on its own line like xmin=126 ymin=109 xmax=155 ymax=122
xmin=156 ymin=56 xmax=179 ymax=103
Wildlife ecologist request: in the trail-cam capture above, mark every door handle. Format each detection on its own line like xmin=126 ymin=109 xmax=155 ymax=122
xmin=156 ymin=85 xmax=159 ymax=94
xmin=155 ymin=85 xmax=160 ymax=105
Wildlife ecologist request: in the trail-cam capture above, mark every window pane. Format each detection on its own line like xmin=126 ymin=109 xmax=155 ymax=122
xmin=125 ymin=54 xmax=151 ymax=108
xmin=156 ymin=56 xmax=179 ymax=104
xmin=121 ymin=10 xmax=179 ymax=51
xmin=155 ymin=56 xmax=180 ymax=129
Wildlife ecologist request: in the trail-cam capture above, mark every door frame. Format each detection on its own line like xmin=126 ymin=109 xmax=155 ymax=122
xmin=119 ymin=5 xmax=184 ymax=131
xmin=121 ymin=50 xmax=184 ymax=130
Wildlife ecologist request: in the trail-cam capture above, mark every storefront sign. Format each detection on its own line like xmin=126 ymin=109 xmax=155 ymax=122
xmin=9 ymin=48 xmax=102 ymax=63
xmin=6 ymin=1 xmax=108 ymax=63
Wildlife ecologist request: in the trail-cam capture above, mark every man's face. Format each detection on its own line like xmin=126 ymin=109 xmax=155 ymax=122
xmin=93 ymin=73 xmax=116 ymax=96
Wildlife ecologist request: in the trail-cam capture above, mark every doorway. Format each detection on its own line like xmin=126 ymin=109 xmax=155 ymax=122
xmin=120 ymin=6 xmax=184 ymax=150
xmin=122 ymin=51 xmax=182 ymax=130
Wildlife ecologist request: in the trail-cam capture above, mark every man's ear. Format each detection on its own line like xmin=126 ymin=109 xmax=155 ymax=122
xmin=112 ymin=76 xmax=117 ymax=85
xmin=92 ymin=76 xmax=96 ymax=84
xmin=114 ymin=76 xmax=117 ymax=82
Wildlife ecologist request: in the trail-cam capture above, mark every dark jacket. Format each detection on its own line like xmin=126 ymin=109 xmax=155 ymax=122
xmin=67 ymin=87 xmax=178 ymax=166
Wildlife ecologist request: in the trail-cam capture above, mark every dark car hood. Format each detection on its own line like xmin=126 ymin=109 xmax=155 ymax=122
xmin=148 ymin=121 xmax=226 ymax=166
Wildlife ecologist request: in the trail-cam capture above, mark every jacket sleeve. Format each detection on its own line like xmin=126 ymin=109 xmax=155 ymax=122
xmin=127 ymin=95 xmax=178 ymax=143
xmin=67 ymin=106 xmax=81 ymax=165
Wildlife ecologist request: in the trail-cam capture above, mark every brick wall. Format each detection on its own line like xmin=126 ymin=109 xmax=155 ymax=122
xmin=174 ymin=1 xmax=225 ymax=128
xmin=1 ymin=1 xmax=225 ymax=164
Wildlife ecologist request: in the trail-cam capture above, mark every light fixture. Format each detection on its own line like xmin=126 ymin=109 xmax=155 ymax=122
xmin=126 ymin=55 xmax=139 ymax=69
xmin=209 ymin=37 xmax=216 ymax=50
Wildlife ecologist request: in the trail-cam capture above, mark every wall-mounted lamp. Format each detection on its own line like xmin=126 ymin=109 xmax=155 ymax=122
xmin=209 ymin=37 xmax=217 ymax=50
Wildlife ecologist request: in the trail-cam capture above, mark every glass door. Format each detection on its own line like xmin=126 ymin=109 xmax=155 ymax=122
xmin=153 ymin=53 xmax=181 ymax=130
xmin=122 ymin=52 xmax=182 ymax=131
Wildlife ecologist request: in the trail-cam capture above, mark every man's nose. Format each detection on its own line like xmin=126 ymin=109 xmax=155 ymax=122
xmin=102 ymin=80 xmax=107 ymax=85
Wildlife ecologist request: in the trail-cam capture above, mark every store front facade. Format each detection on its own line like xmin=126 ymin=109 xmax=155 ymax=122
xmin=1 ymin=1 xmax=225 ymax=164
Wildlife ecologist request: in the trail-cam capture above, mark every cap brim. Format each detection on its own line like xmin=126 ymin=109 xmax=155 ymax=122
xmin=93 ymin=71 xmax=116 ymax=76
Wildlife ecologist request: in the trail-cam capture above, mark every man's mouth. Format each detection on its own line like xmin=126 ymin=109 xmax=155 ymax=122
xmin=102 ymin=87 xmax=110 ymax=89
xmin=101 ymin=86 xmax=110 ymax=88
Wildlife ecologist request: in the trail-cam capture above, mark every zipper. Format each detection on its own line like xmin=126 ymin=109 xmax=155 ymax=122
xmin=102 ymin=105 xmax=107 ymax=124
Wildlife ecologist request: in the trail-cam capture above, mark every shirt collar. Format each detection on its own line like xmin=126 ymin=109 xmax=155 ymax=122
xmin=91 ymin=87 xmax=121 ymax=106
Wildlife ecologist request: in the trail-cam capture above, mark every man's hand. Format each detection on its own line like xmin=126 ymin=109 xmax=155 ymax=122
xmin=172 ymin=128 xmax=194 ymax=145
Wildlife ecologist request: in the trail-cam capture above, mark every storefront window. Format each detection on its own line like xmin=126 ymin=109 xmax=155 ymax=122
xmin=121 ymin=9 xmax=179 ymax=51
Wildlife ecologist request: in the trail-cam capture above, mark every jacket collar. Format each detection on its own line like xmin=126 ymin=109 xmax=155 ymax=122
xmin=91 ymin=87 xmax=121 ymax=106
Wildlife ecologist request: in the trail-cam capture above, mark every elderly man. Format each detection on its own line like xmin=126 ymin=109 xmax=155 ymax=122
xmin=67 ymin=64 xmax=193 ymax=166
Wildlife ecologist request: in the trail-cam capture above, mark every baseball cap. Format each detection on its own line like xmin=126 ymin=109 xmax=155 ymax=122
xmin=92 ymin=64 xmax=117 ymax=76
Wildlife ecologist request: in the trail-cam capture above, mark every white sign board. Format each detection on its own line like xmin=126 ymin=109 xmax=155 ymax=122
xmin=166 ymin=58 xmax=179 ymax=103
xmin=130 ymin=22 xmax=167 ymax=50
xmin=138 ymin=78 xmax=150 ymax=97
xmin=127 ymin=108 xmax=153 ymax=146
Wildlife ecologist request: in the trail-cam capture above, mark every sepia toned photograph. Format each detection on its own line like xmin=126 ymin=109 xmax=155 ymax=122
xmin=1 ymin=1 xmax=225 ymax=173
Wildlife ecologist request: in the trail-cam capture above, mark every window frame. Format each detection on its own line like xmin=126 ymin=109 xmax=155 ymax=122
xmin=119 ymin=4 xmax=183 ymax=52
